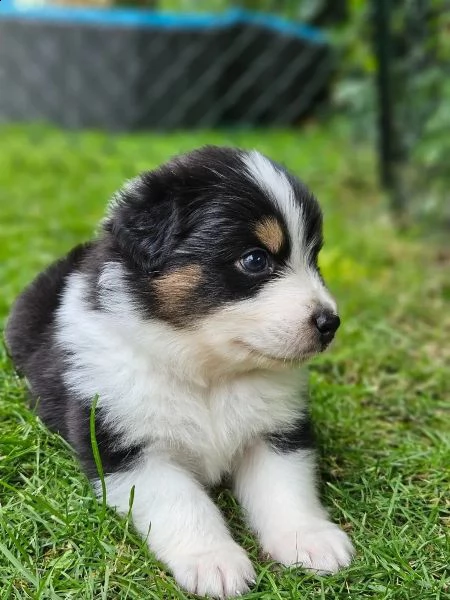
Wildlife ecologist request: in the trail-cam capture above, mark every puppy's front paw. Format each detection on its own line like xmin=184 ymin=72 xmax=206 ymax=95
xmin=168 ymin=542 xmax=256 ymax=598
xmin=265 ymin=520 xmax=354 ymax=574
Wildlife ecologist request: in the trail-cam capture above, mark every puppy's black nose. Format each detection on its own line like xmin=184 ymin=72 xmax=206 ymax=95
xmin=313 ymin=310 xmax=340 ymax=344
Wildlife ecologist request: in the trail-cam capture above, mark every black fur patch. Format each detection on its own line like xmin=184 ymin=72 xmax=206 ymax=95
xmin=5 ymin=243 xmax=91 ymax=373
xmin=67 ymin=403 xmax=143 ymax=478
xmin=266 ymin=414 xmax=316 ymax=453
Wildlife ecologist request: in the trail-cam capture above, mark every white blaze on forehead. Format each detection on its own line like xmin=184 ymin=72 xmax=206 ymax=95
xmin=242 ymin=151 xmax=306 ymax=268
xmin=241 ymin=150 xmax=335 ymax=315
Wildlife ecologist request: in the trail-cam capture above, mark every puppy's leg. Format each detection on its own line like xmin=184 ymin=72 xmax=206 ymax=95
xmin=233 ymin=433 xmax=354 ymax=573
xmin=99 ymin=455 xmax=255 ymax=598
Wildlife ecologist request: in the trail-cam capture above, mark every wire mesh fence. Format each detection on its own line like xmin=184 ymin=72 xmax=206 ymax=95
xmin=0 ymin=3 xmax=335 ymax=129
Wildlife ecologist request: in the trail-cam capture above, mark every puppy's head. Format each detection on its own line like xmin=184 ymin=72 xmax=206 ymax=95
xmin=104 ymin=146 xmax=339 ymax=373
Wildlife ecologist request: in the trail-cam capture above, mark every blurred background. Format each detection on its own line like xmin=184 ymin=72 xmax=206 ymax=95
xmin=0 ymin=0 xmax=449 ymax=225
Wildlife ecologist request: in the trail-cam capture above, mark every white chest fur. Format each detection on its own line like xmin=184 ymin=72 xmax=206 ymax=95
xmin=56 ymin=272 xmax=308 ymax=483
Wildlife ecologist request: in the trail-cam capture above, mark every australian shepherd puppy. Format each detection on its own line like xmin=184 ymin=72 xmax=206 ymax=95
xmin=6 ymin=146 xmax=354 ymax=598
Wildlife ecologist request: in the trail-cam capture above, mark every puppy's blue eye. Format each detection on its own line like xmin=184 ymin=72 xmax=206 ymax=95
xmin=239 ymin=249 xmax=271 ymax=274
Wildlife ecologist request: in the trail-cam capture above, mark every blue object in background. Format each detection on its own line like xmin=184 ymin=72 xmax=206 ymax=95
xmin=0 ymin=2 xmax=333 ymax=130
xmin=0 ymin=4 xmax=326 ymax=44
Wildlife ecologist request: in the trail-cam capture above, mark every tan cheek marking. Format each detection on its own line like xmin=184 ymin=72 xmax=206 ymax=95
xmin=255 ymin=217 xmax=285 ymax=254
xmin=153 ymin=264 xmax=202 ymax=315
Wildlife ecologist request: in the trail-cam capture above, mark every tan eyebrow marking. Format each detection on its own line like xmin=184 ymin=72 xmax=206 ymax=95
xmin=255 ymin=217 xmax=285 ymax=254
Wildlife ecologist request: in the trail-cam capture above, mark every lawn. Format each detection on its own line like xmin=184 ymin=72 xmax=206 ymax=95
xmin=0 ymin=121 xmax=448 ymax=599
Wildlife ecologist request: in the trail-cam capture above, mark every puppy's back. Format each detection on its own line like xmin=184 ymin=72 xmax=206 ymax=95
xmin=5 ymin=243 xmax=91 ymax=373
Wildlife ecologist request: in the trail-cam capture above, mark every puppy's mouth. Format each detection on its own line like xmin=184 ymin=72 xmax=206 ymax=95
xmin=234 ymin=340 xmax=319 ymax=365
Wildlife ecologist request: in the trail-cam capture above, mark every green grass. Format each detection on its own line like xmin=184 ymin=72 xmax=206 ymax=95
xmin=0 ymin=121 xmax=449 ymax=600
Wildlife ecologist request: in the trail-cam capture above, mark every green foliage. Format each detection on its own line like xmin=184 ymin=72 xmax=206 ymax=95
xmin=387 ymin=1 xmax=450 ymax=223
xmin=331 ymin=0 xmax=375 ymax=125
xmin=1 ymin=121 xmax=449 ymax=599
xmin=332 ymin=0 xmax=450 ymax=223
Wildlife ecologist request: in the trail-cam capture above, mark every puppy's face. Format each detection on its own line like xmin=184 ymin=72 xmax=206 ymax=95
xmin=105 ymin=147 xmax=339 ymax=372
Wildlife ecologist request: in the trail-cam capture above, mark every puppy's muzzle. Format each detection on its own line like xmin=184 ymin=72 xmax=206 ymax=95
xmin=313 ymin=309 xmax=340 ymax=348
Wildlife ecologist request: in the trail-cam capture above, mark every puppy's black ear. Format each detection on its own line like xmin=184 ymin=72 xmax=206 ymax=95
xmin=104 ymin=172 xmax=180 ymax=274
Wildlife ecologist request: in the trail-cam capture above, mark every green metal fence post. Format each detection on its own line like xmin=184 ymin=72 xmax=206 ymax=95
xmin=372 ymin=0 xmax=395 ymax=190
